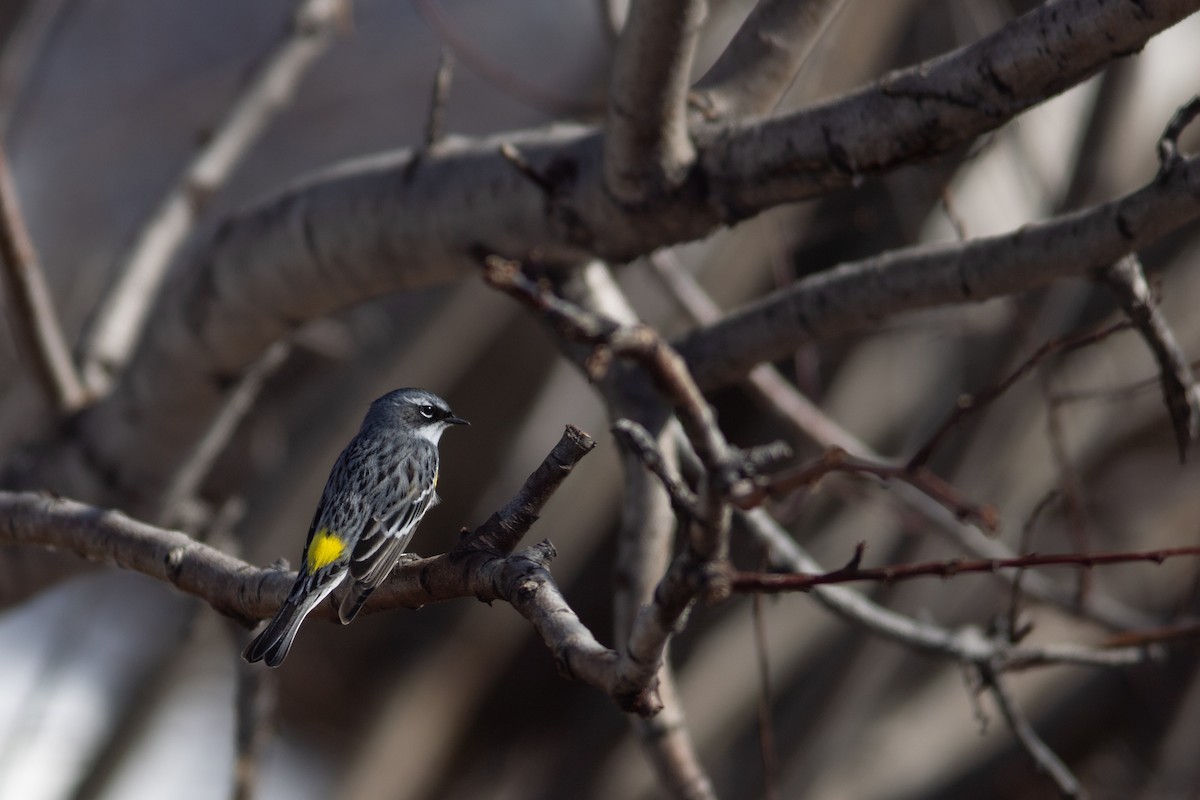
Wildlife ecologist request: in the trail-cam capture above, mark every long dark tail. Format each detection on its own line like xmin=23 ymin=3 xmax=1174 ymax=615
xmin=243 ymin=576 xmax=342 ymax=667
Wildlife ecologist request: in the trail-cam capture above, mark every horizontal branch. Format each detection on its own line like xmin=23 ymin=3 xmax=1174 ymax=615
xmin=43 ymin=0 xmax=1195 ymax=506
xmin=729 ymin=546 xmax=1200 ymax=592
xmin=0 ymin=426 xmax=672 ymax=715
xmin=678 ymin=143 xmax=1200 ymax=387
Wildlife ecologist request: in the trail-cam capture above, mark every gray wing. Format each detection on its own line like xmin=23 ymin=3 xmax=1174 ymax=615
xmin=338 ymin=440 xmax=440 ymax=621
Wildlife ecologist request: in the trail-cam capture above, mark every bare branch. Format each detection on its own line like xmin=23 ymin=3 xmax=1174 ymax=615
xmin=678 ymin=146 xmax=1200 ymax=389
xmin=0 ymin=0 xmax=70 ymax=132
xmin=604 ymin=0 xmax=705 ymax=202
xmin=736 ymin=507 xmax=1153 ymax=672
xmin=1156 ymin=93 xmax=1200 ymax=176
xmin=413 ymin=0 xmax=600 ymax=117
xmin=651 ymin=251 xmax=1156 ymax=631
xmin=692 ymin=0 xmax=847 ymax=119
xmin=907 ymin=320 xmax=1133 ymax=469
xmin=0 ymin=145 xmax=86 ymax=412
xmin=728 ymin=546 xmax=1200 ymax=592
xmin=52 ymin=3 xmax=1200 ymax=507
xmin=736 ymin=447 xmax=999 ymax=532
xmin=1098 ymin=254 xmax=1200 ymax=462
xmin=78 ymin=0 xmax=346 ymax=394
xmin=155 ymin=340 xmax=291 ymax=526
xmin=983 ymin=669 xmax=1086 ymax=798
xmin=612 ymin=418 xmax=700 ymax=518
xmin=463 ymin=423 xmax=597 ymax=555
xmin=425 ymin=48 xmax=456 ymax=149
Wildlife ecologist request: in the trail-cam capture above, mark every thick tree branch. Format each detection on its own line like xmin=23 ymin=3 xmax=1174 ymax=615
xmin=604 ymin=0 xmax=705 ymax=203
xmin=677 ymin=146 xmax=1200 ymax=389
xmin=692 ymin=0 xmax=847 ymax=119
xmin=48 ymin=0 xmax=1200 ymax=506
xmin=0 ymin=146 xmax=86 ymax=412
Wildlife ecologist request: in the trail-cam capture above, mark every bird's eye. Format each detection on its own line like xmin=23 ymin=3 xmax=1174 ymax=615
xmin=419 ymin=405 xmax=435 ymax=419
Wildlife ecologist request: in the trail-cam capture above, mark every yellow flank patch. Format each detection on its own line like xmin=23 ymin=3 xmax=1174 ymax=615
xmin=433 ymin=467 xmax=438 ymax=488
xmin=306 ymin=529 xmax=346 ymax=573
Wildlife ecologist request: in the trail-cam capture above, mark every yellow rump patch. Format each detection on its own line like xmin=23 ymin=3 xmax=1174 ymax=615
xmin=306 ymin=529 xmax=346 ymax=573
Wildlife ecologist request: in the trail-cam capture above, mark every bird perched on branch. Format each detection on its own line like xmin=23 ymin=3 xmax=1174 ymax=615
xmin=244 ymin=387 xmax=468 ymax=667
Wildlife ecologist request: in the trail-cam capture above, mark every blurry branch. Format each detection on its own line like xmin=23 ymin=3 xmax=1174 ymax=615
xmin=413 ymin=0 xmax=600 ymax=117
xmin=1155 ymin=94 xmax=1200 ymax=176
xmin=603 ymin=0 xmax=704 ymax=202
xmin=678 ymin=143 xmax=1200 ymax=388
xmin=907 ymin=320 xmax=1133 ymax=469
xmin=737 ymin=508 xmax=1153 ymax=673
xmin=78 ymin=0 xmax=347 ymax=395
xmin=1098 ymin=254 xmax=1200 ymax=462
xmin=424 ymin=48 xmax=455 ymax=149
xmin=735 ymin=447 xmax=998 ymax=532
xmin=650 ymin=251 xmax=1155 ymax=630
xmin=553 ymin=263 xmax=717 ymax=800
xmin=59 ymin=1 xmax=1200 ymax=505
xmin=0 ymin=145 xmax=86 ymax=413
xmin=980 ymin=667 xmax=1086 ymax=798
xmin=691 ymin=0 xmax=847 ymax=119
xmin=728 ymin=545 xmax=1200 ymax=593
xmin=227 ymin=619 xmax=276 ymax=800
xmin=0 ymin=0 xmax=70 ymax=132
xmin=155 ymin=341 xmax=292 ymax=526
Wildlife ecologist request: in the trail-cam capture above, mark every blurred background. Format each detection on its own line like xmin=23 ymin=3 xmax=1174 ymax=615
xmin=1 ymin=1 xmax=1200 ymax=798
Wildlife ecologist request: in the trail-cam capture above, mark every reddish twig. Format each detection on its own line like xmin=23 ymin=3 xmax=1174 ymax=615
xmin=907 ymin=320 xmax=1132 ymax=469
xmin=730 ymin=545 xmax=1200 ymax=593
xmin=736 ymin=447 xmax=999 ymax=533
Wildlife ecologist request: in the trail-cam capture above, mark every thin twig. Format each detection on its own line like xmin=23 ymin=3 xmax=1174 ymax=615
xmin=751 ymin=551 xmax=780 ymax=800
xmin=612 ymin=418 xmax=699 ymax=518
xmin=413 ymin=0 xmax=600 ymax=117
xmin=0 ymin=144 xmax=86 ymax=412
xmin=0 ymin=0 xmax=70 ymax=132
xmin=1008 ymin=489 xmax=1059 ymax=643
xmin=737 ymin=447 xmax=999 ymax=532
xmin=728 ymin=545 xmax=1200 ymax=592
xmin=155 ymin=341 xmax=291 ymax=526
xmin=425 ymin=48 xmax=455 ymax=149
xmin=737 ymin=507 xmax=1155 ymax=673
xmin=78 ymin=0 xmax=347 ymax=395
xmin=907 ymin=320 xmax=1132 ymax=469
xmin=1043 ymin=372 xmax=1093 ymax=606
xmin=983 ymin=668 xmax=1087 ymax=798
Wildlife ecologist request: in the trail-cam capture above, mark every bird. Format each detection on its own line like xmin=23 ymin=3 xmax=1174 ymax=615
xmin=243 ymin=388 xmax=468 ymax=667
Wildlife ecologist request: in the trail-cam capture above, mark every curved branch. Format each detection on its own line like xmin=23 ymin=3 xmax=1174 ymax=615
xmin=677 ymin=150 xmax=1200 ymax=389
xmin=692 ymin=0 xmax=847 ymax=119
xmin=49 ymin=0 xmax=1199 ymax=504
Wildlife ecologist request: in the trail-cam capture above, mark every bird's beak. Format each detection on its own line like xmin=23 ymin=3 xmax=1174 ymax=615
xmin=448 ymin=415 xmax=470 ymax=426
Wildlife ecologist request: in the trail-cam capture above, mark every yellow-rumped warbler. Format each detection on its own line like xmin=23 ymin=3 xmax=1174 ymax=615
xmin=243 ymin=388 xmax=468 ymax=667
